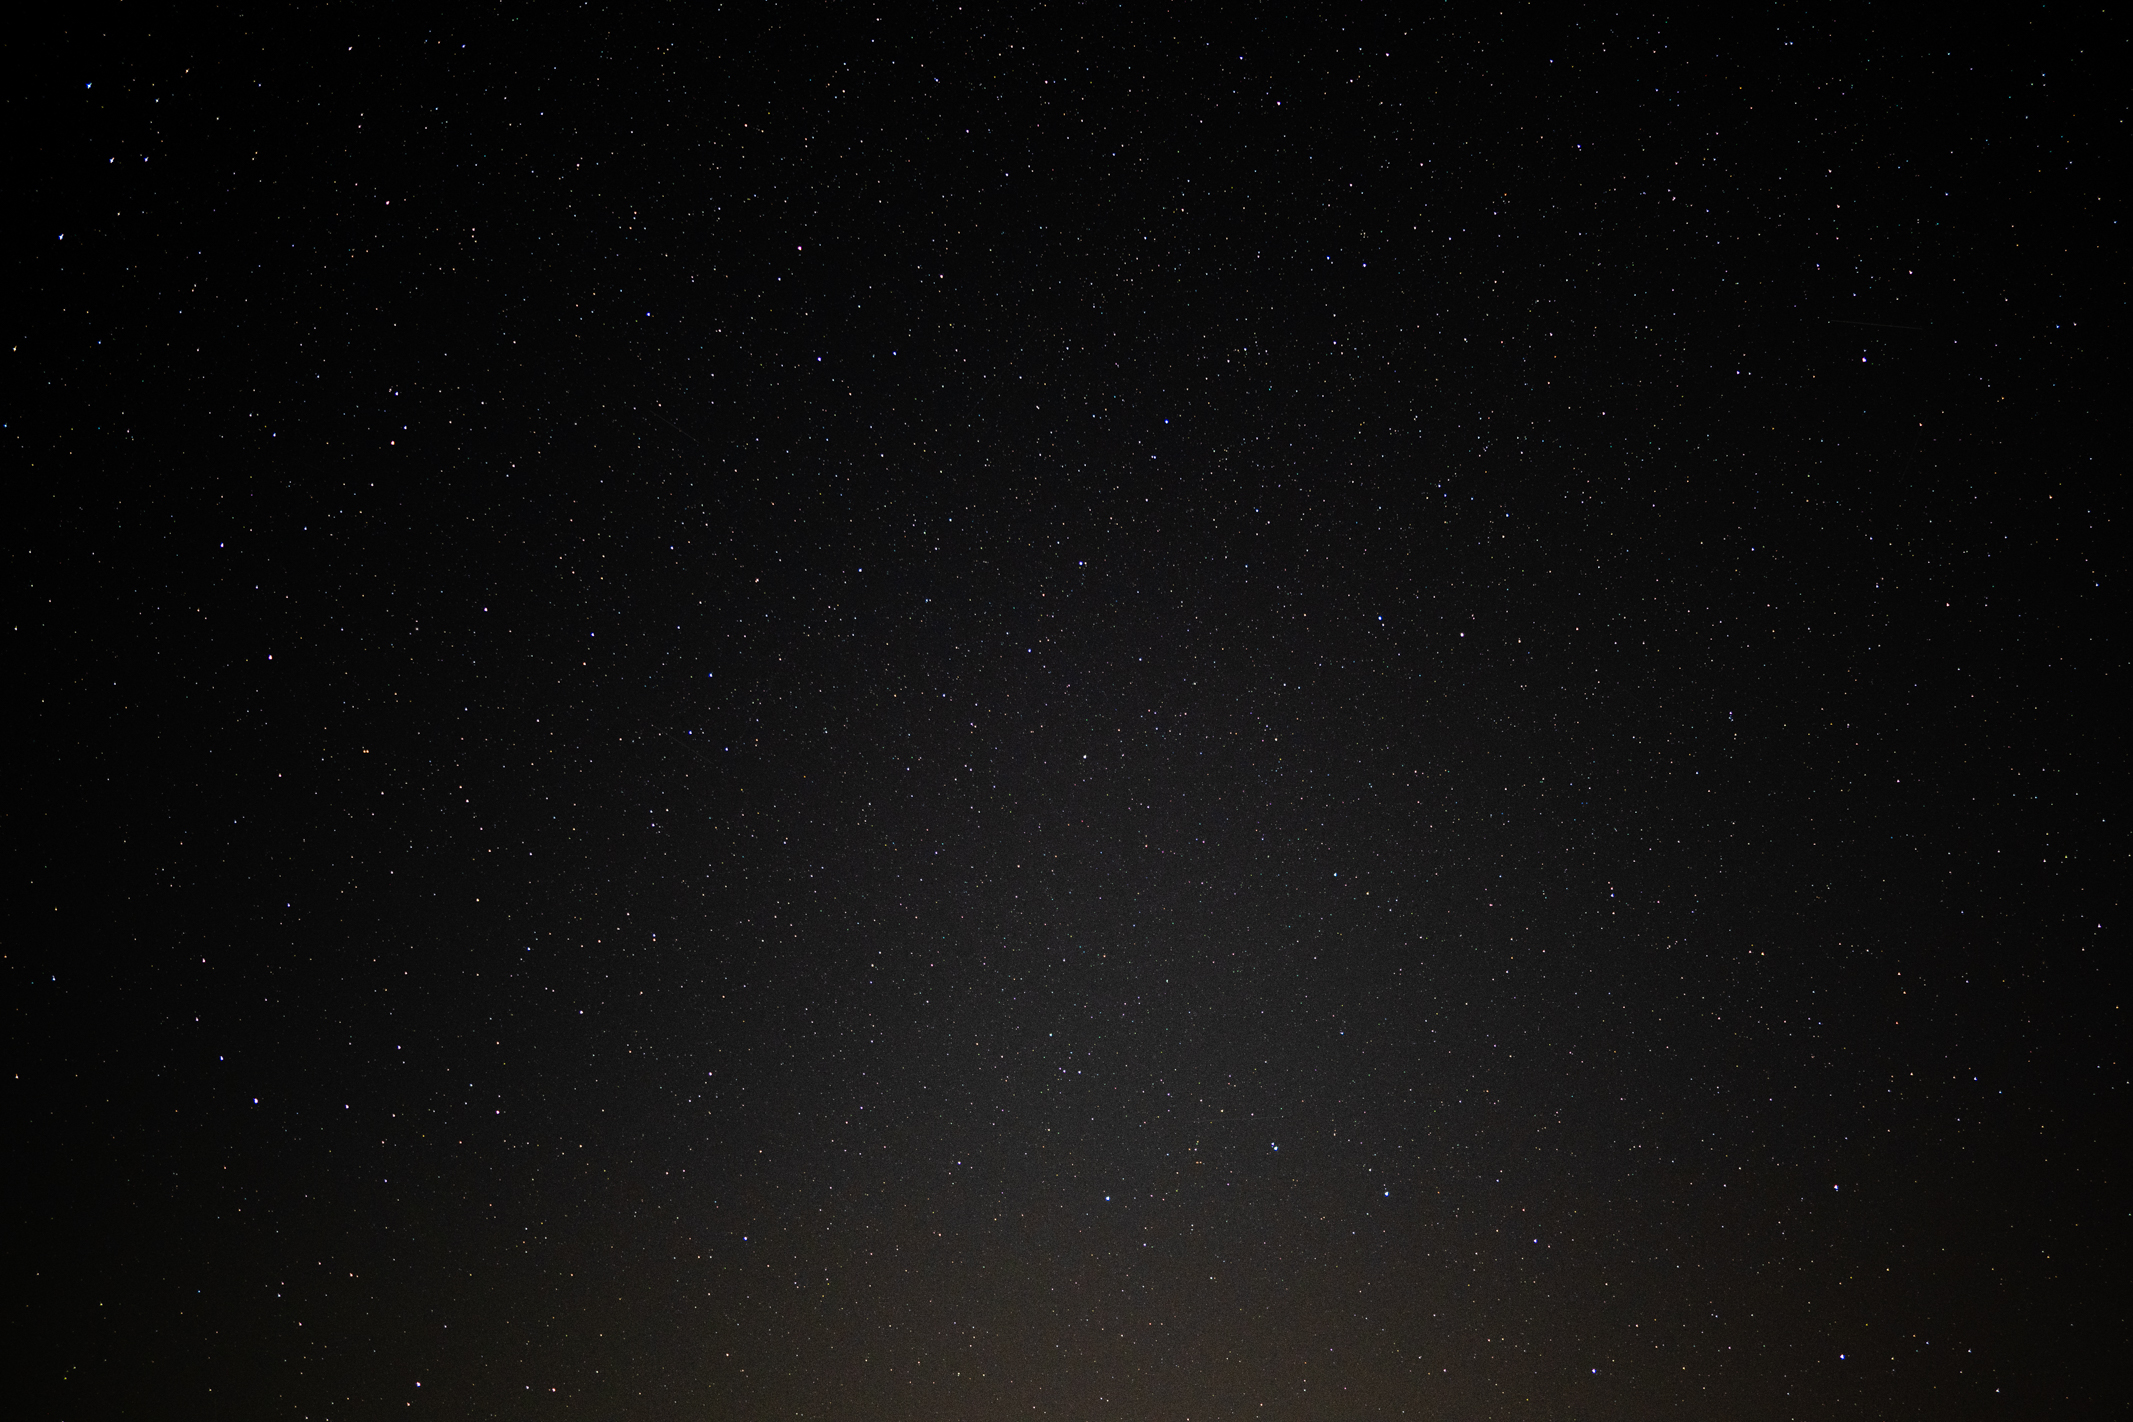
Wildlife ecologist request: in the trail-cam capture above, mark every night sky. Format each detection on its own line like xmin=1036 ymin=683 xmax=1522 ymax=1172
xmin=15 ymin=6 xmax=2121 ymax=1419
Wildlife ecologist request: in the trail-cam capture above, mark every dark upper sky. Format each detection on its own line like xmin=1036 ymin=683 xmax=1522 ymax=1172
xmin=14 ymin=6 xmax=2119 ymax=1420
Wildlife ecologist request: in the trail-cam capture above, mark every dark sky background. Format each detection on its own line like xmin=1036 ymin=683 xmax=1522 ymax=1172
xmin=13 ymin=5 xmax=2121 ymax=1419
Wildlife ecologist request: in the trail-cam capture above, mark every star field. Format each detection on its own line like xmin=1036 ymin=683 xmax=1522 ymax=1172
xmin=12 ymin=7 xmax=2120 ymax=1420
